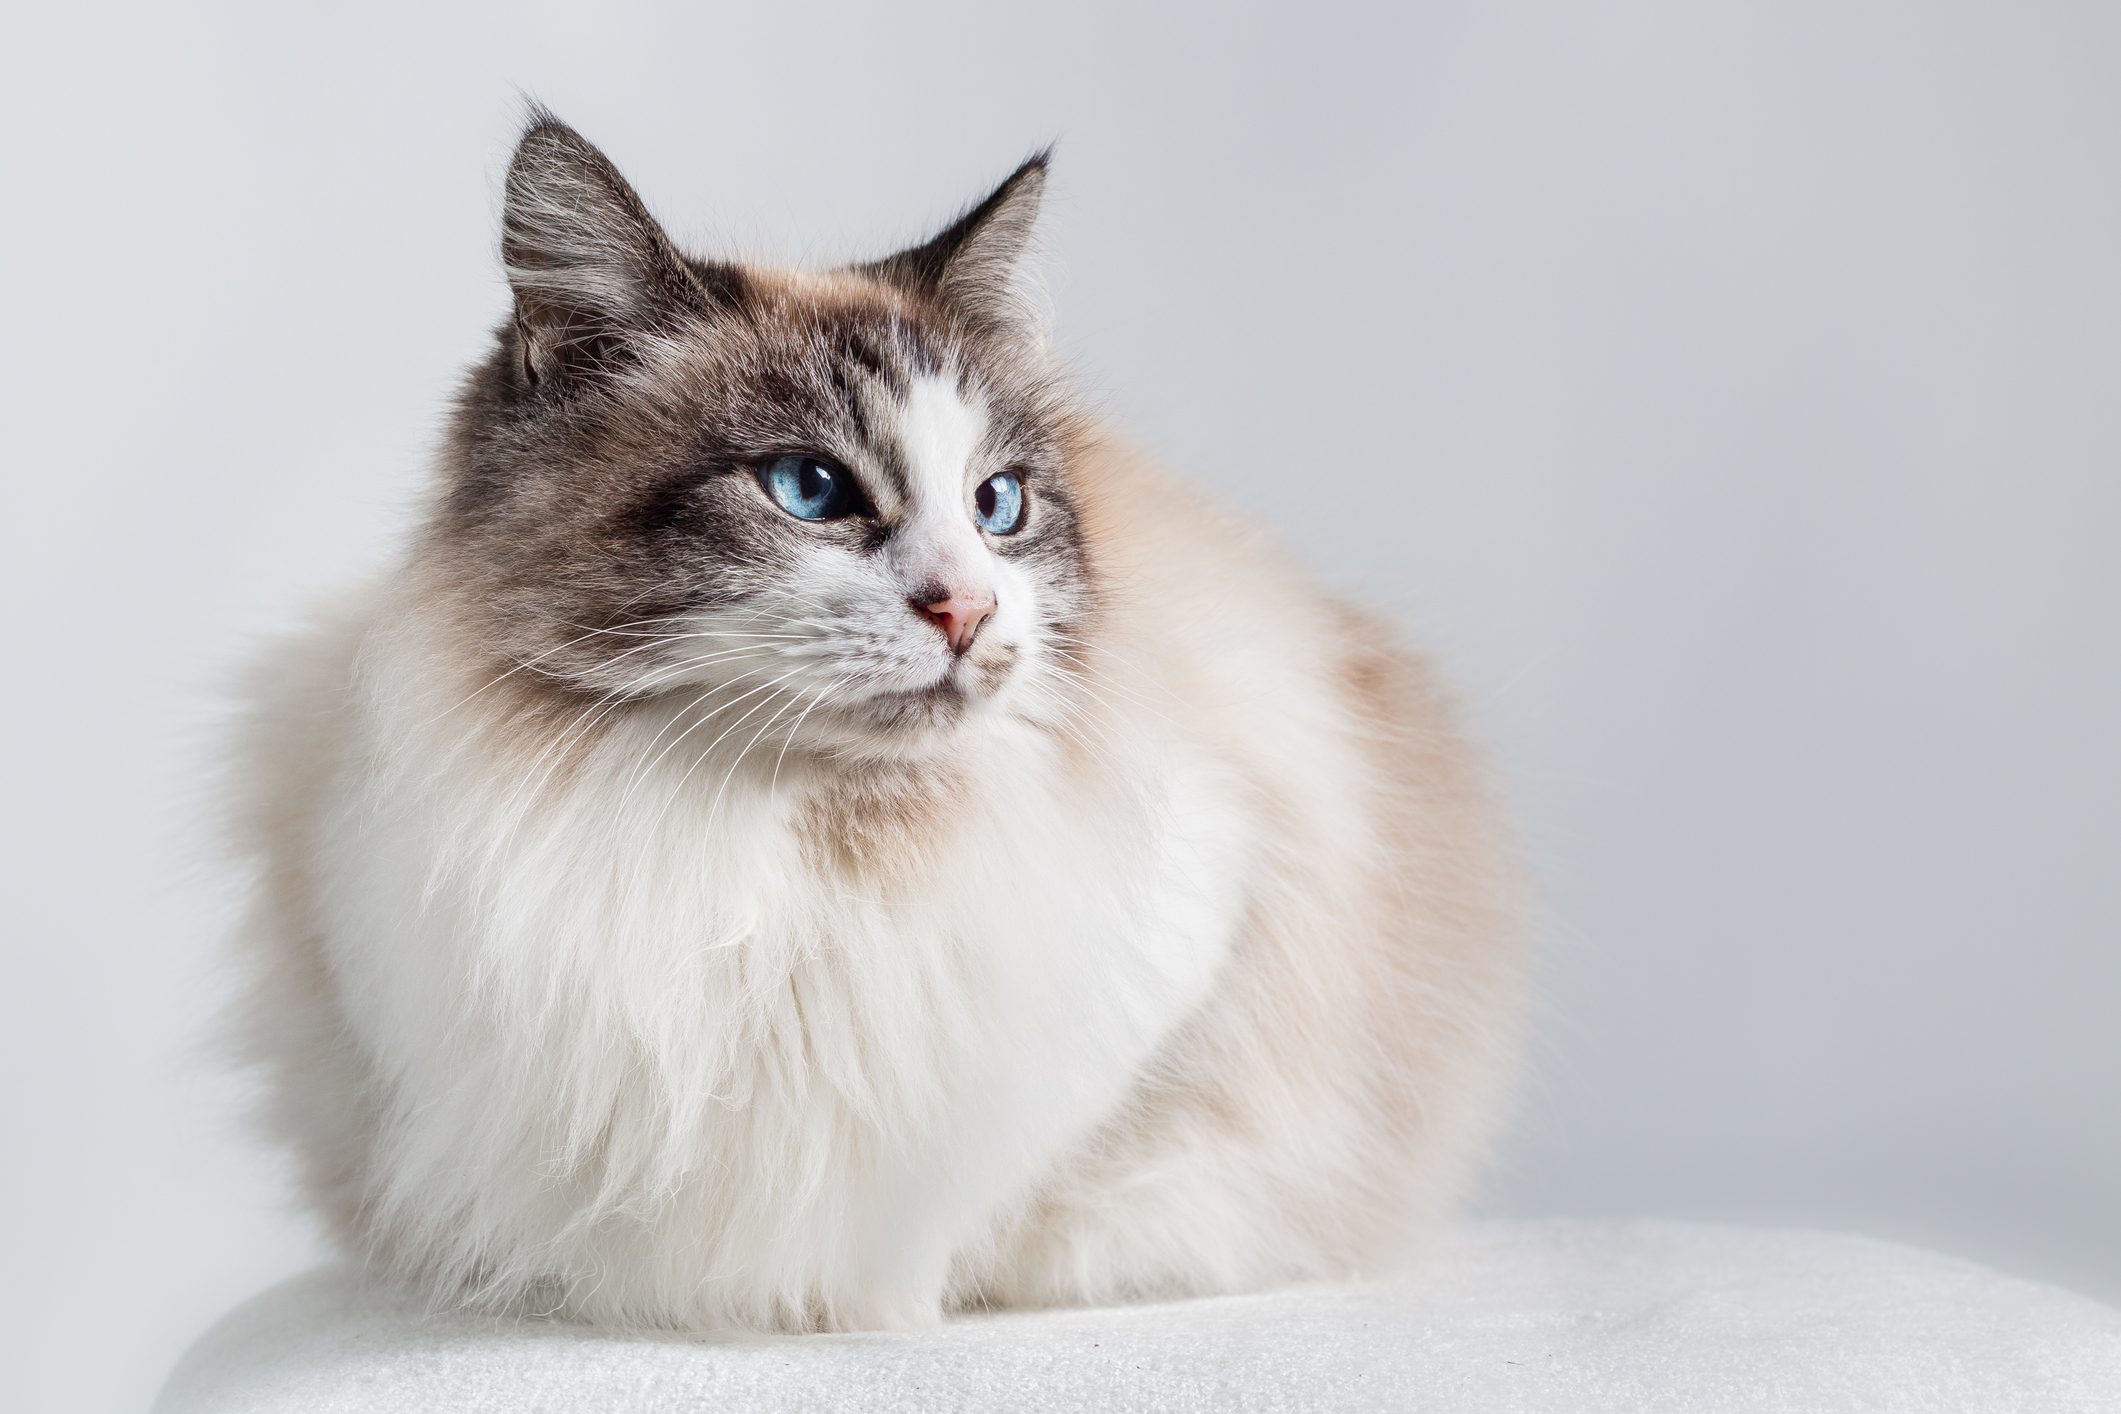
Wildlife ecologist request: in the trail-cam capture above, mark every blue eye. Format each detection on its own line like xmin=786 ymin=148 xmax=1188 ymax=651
xmin=758 ymin=455 xmax=863 ymax=521
xmin=974 ymin=471 xmax=1025 ymax=535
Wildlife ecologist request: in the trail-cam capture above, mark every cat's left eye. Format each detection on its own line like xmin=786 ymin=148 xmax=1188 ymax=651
xmin=974 ymin=471 xmax=1025 ymax=535
xmin=757 ymin=454 xmax=865 ymax=522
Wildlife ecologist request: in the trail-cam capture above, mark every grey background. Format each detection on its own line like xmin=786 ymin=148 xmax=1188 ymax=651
xmin=4 ymin=3 xmax=2115 ymax=1410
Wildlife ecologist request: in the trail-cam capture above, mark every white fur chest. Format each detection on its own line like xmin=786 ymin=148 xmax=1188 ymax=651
xmin=316 ymin=674 xmax=1251 ymax=1327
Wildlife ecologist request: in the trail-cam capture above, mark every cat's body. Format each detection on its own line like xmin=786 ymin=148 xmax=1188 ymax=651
xmin=230 ymin=115 xmax=1518 ymax=1332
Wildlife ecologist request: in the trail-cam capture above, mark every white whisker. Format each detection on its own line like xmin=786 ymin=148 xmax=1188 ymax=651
xmin=616 ymin=661 xmax=804 ymax=808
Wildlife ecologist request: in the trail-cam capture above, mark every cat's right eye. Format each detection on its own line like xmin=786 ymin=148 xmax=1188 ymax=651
xmin=757 ymin=455 xmax=865 ymax=522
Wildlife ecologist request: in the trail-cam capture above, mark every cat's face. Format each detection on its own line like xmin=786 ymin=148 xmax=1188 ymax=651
xmin=433 ymin=118 xmax=1095 ymax=758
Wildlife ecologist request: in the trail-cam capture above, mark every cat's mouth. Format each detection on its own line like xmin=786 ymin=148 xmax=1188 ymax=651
xmin=880 ymin=678 xmax=961 ymax=706
xmin=862 ymin=648 xmax=1015 ymax=724
xmin=855 ymin=678 xmax=973 ymax=736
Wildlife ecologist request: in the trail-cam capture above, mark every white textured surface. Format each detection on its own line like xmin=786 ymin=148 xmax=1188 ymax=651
xmin=154 ymin=1220 xmax=2121 ymax=1413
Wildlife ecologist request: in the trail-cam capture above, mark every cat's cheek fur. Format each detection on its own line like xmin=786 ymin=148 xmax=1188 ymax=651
xmin=305 ymin=609 xmax=1248 ymax=1331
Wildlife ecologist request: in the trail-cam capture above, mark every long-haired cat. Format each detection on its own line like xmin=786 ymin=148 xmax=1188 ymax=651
xmin=228 ymin=111 xmax=1520 ymax=1333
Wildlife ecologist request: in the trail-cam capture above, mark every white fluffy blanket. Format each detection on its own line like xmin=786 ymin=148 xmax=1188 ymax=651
xmin=154 ymin=1219 xmax=2121 ymax=1412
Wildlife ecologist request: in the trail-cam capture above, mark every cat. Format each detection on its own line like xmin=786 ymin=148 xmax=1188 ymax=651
xmin=226 ymin=110 xmax=1521 ymax=1333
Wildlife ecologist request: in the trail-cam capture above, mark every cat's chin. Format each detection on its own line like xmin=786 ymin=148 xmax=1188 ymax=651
xmin=820 ymin=672 xmax=1012 ymax=760
xmin=859 ymin=680 xmax=980 ymax=733
xmin=868 ymin=649 xmax=1016 ymax=720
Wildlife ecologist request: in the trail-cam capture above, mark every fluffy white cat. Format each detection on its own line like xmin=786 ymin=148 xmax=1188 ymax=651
xmin=228 ymin=111 xmax=1520 ymax=1332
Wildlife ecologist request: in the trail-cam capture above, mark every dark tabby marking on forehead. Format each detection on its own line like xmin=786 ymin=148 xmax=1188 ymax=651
xmin=422 ymin=112 xmax=1097 ymax=728
xmin=836 ymin=327 xmax=900 ymax=389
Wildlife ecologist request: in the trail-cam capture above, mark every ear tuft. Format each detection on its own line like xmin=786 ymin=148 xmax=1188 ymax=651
xmin=863 ymin=149 xmax=1052 ymax=343
xmin=500 ymin=111 xmax=713 ymax=389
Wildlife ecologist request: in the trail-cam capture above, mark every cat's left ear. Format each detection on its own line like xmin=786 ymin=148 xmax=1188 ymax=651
xmin=863 ymin=151 xmax=1050 ymax=344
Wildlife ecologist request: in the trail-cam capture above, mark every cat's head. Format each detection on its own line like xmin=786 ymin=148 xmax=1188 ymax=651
xmin=429 ymin=112 xmax=1096 ymax=759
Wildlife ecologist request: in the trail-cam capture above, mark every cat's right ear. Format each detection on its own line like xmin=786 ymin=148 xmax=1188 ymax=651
xmin=500 ymin=112 xmax=726 ymax=391
xmin=860 ymin=151 xmax=1051 ymax=346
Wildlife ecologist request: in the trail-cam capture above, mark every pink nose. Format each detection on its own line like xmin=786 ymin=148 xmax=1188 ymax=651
xmin=913 ymin=590 xmax=996 ymax=656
